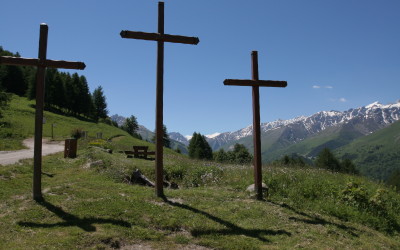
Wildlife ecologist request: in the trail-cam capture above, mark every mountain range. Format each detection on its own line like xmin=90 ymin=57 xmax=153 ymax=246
xmin=169 ymin=100 xmax=400 ymax=150
xmin=111 ymin=100 xmax=400 ymax=180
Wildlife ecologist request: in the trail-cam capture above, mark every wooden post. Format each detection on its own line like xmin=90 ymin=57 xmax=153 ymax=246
xmin=155 ymin=2 xmax=165 ymax=197
xmin=33 ymin=24 xmax=48 ymax=201
xmin=0 ymin=23 xmax=86 ymax=201
xmin=120 ymin=1 xmax=199 ymax=197
xmin=224 ymin=51 xmax=287 ymax=200
xmin=251 ymin=51 xmax=263 ymax=200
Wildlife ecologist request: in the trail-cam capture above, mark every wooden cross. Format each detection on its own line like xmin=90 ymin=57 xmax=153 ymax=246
xmin=120 ymin=2 xmax=199 ymax=197
xmin=0 ymin=23 xmax=85 ymax=201
xmin=224 ymin=51 xmax=287 ymax=200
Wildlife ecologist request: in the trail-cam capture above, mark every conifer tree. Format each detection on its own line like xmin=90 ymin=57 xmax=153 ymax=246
xmin=387 ymin=169 xmax=400 ymax=191
xmin=44 ymin=68 xmax=58 ymax=107
xmin=122 ymin=115 xmax=139 ymax=137
xmin=214 ymin=148 xmax=228 ymax=162
xmin=188 ymin=132 xmax=213 ymax=160
xmin=52 ymin=73 xmax=66 ymax=109
xmin=76 ymin=75 xmax=92 ymax=117
xmin=341 ymin=158 xmax=359 ymax=175
xmin=1 ymin=65 xmax=26 ymax=96
xmin=151 ymin=124 xmax=171 ymax=148
xmin=0 ymin=87 xmax=10 ymax=118
xmin=232 ymin=143 xmax=253 ymax=164
xmin=0 ymin=49 xmax=27 ymax=96
xmin=92 ymin=86 xmax=108 ymax=120
xmin=64 ymin=73 xmax=76 ymax=113
xmin=315 ymin=148 xmax=341 ymax=172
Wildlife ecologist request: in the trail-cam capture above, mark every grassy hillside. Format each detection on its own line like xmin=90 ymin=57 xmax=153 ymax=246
xmin=1 ymin=95 xmax=400 ymax=249
xmin=0 ymin=95 xmax=148 ymax=151
xmin=263 ymin=124 xmax=363 ymax=162
xmin=1 ymin=146 xmax=399 ymax=248
xmin=335 ymin=120 xmax=400 ymax=181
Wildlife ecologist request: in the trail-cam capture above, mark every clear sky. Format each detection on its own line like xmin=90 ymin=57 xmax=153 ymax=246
xmin=1 ymin=0 xmax=399 ymax=136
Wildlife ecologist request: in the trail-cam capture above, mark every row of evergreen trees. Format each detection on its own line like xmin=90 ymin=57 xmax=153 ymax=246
xmin=187 ymin=132 xmax=253 ymax=164
xmin=213 ymin=144 xmax=253 ymax=164
xmin=0 ymin=46 xmax=108 ymax=121
xmin=275 ymin=148 xmax=359 ymax=175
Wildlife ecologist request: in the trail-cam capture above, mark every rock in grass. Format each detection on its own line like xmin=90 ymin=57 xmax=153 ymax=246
xmin=89 ymin=160 xmax=104 ymax=168
xmin=246 ymin=183 xmax=269 ymax=198
xmin=129 ymin=169 xmax=179 ymax=189
xmin=130 ymin=169 xmax=155 ymax=187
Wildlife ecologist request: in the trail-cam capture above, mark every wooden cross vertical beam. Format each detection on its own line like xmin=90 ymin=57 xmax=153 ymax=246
xmin=224 ymin=51 xmax=287 ymax=200
xmin=0 ymin=23 xmax=86 ymax=201
xmin=251 ymin=51 xmax=262 ymax=200
xmin=33 ymin=24 xmax=48 ymax=201
xmin=155 ymin=2 xmax=165 ymax=197
xmin=120 ymin=1 xmax=199 ymax=197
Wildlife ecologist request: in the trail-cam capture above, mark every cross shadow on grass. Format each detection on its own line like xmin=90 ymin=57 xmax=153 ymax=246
xmin=162 ymin=197 xmax=291 ymax=242
xmin=18 ymin=199 xmax=131 ymax=232
xmin=270 ymin=201 xmax=360 ymax=237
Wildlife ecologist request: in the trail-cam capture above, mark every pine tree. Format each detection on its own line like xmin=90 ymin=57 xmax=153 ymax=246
xmin=92 ymin=86 xmax=108 ymax=120
xmin=77 ymin=75 xmax=92 ymax=117
xmin=0 ymin=50 xmax=27 ymax=96
xmin=387 ymin=169 xmax=400 ymax=191
xmin=341 ymin=158 xmax=359 ymax=175
xmin=315 ymin=148 xmax=341 ymax=172
xmin=52 ymin=73 xmax=66 ymax=109
xmin=1 ymin=65 xmax=26 ymax=96
xmin=151 ymin=124 xmax=171 ymax=148
xmin=0 ymin=87 xmax=10 ymax=118
xmin=64 ymin=73 xmax=76 ymax=113
xmin=122 ymin=115 xmax=139 ymax=137
xmin=188 ymin=132 xmax=213 ymax=160
xmin=44 ymin=68 xmax=58 ymax=107
xmin=232 ymin=143 xmax=253 ymax=164
xmin=162 ymin=124 xmax=171 ymax=148
xmin=214 ymin=148 xmax=228 ymax=162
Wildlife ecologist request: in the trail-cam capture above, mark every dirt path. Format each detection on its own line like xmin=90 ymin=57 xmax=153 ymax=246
xmin=0 ymin=138 xmax=65 ymax=165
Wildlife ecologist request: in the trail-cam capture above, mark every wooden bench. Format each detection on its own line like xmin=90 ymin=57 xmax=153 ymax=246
xmin=124 ymin=146 xmax=155 ymax=159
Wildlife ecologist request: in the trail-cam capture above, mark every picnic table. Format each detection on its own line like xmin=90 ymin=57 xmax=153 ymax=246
xmin=124 ymin=146 xmax=155 ymax=159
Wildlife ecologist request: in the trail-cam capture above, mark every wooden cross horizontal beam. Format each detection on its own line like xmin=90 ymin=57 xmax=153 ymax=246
xmin=0 ymin=56 xmax=86 ymax=70
xmin=120 ymin=30 xmax=199 ymax=45
xmin=224 ymin=79 xmax=287 ymax=88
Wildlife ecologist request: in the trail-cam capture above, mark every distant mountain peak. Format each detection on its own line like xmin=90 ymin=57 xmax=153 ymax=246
xmin=206 ymin=132 xmax=221 ymax=139
xmin=365 ymin=101 xmax=382 ymax=109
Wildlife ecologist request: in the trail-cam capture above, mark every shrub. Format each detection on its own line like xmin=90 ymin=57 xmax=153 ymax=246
xmin=340 ymin=181 xmax=369 ymax=209
xmin=71 ymin=128 xmax=83 ymax=139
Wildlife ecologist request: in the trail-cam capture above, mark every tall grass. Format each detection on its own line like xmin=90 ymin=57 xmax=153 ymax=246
xmin=264 ymin=164 xmax=400 ymax=233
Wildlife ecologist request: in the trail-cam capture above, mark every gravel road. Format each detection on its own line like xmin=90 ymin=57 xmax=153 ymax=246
xmin=0 ymin=138 xmax=65 ymax=165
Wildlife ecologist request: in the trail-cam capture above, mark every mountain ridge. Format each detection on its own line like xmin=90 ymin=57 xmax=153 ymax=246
xmin=168 ymin=100 xmax=400 ymax=151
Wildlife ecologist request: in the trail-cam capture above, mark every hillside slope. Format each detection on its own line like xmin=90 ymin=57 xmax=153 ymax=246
xmin=1 ymin=97 xmax=399 ymax=248
xmin=1 ymin=145 xmax=399 ymax=249
xmin=0 ymin=95 xmax=156 ymax=151
xmin=335 ymin=120 xmax=400 ymax=181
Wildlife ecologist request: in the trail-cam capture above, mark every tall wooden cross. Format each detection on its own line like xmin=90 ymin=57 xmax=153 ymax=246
xmin=0 ymin=23 xmax=86 ymax=201
xmin=120 ymin=2 xmax=199 ymax=197
xmin=224 ymin=51 xmax=287 ymax=200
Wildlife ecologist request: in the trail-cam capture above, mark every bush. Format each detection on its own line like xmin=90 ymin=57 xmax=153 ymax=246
xmin=71 ymin=128 xmax=83 ymax=139
xmin=340 ymin=181 xmax=369 ymax=209
xmin=88 ymin=139 xmax=112 ymax=150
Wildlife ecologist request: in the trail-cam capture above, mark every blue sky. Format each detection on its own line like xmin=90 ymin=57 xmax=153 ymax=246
xmin=1 ymin=0 xmax=399 ymax=136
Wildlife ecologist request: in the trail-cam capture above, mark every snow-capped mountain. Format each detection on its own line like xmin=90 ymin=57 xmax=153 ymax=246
xmin=205 ymin=100 xmax=400 ymax=150
xmin=110 ymin=114 xmax=126 ymax=126
xmin=115 ymin=100 xmax=400 ymax=152
xmin=168 ymin=132 xmax=190 ymax=146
